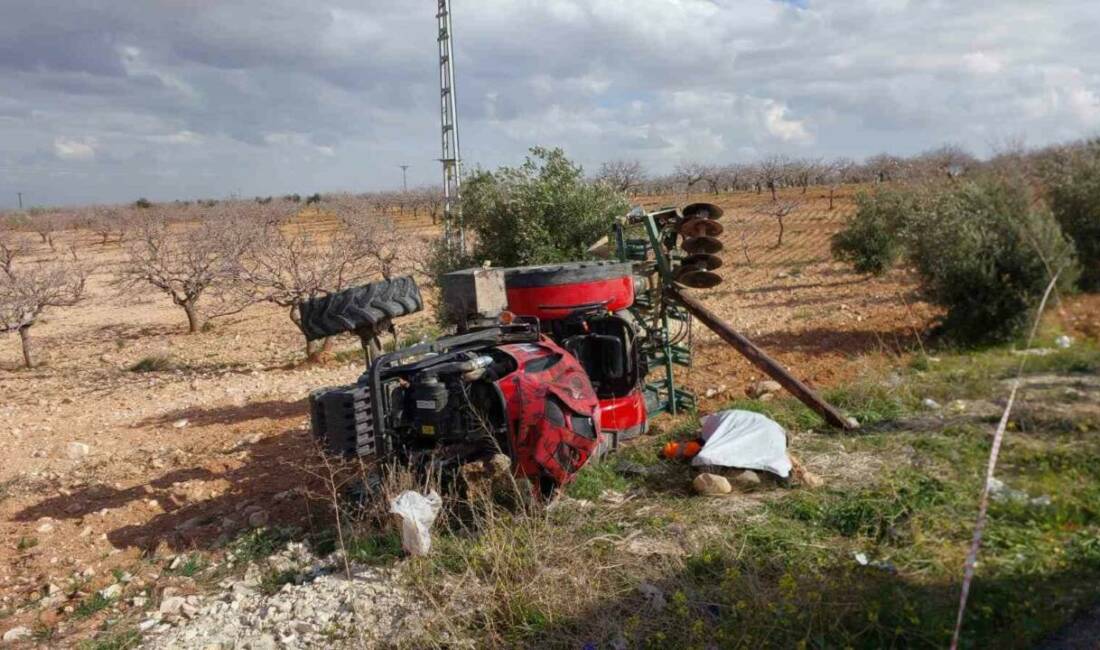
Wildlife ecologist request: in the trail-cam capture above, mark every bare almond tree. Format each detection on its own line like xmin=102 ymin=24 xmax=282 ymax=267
xmin=755 ymin=199 xmax=801 ymax=247
xmin=421 ymin=188 xmax=444 ymax=225
xmin=789 ymin=157 xmax=822 ymax=194
xmin=913 ymin=144 xmax=977 ymax=179
xmin=864 ymin=153 xmax=906 ymax=183
xmin=1 ymin=238 xmax=87 ymax=368
xmin=28 ymin=209 xmax=59 ymax=251
xmin=237 ymin=216 xmax=380 ymax=360
xmin=329 ymin=198 xmax=405 ymax=280
xmin=698 ymin=164 xmax=728 ymax=195
xmin=0 ymin=234 xmax=22 ymax=277
xmin=90 ymin=208 xmax=123 ymax=246
xmin=822 ymin=158 xmax=855 ymax=210
xmin=722 ymin=163 xmax=750 ymax=193
xmin=674 ymin=162 xmax=707 ymax=197
xmin=596 ymin=160 xmax=647 ymax=194
xmin=756 ymin=155 xmax=789 ymax=201
xmin=117 ymin=214 xmax=257 ymax=333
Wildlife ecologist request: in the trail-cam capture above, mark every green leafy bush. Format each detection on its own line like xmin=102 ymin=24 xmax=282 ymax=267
xmin=907 ymin=178 xmax=1077 ymax=343
xmin=461 ymin=147 xmax=629 ymax=267
xmin=1046 ymin=144 xmax=1100 ymax=289
xmin=832 ymin=177 xmax=1078 ymax=343
xmin=830 ymin=186 xmax=918 ymax=274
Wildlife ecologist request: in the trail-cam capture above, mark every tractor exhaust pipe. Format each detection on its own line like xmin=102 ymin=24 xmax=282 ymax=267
xmin=668 ymin=285 xmax=859 ymax=431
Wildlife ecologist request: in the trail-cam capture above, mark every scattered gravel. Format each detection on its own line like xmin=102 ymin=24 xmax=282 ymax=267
xmin=142 ymin=543 xmax=438 ymax=649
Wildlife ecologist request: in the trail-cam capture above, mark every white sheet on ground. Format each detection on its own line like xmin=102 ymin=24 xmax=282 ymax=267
xmin=691 ymin=410 xmax=792 ymax=478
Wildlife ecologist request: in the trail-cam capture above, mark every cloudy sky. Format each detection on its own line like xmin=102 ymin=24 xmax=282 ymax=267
xmin=1 ymin=0 xmax=1098 ymax=207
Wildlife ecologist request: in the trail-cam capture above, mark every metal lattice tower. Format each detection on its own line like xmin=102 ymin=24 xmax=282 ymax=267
xmin=436 ymin=0 xmax=464 ymax=254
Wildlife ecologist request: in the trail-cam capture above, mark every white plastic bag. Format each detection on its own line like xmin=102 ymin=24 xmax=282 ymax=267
xmin=389 ymin=490 xmax=443 ymax=556
xmin=692 ymin=410 xmax=792 ymax=478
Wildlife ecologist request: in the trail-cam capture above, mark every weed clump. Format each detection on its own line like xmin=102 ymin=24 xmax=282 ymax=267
xmin=128 ymin=355 xmax=177 ymax=373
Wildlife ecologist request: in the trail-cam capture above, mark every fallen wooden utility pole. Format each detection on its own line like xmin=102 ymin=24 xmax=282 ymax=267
xmin=669 ymin=285 xmax=858 ymax=431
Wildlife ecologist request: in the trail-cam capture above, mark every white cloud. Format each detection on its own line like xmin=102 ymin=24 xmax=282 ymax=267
xmin=962 ymin=51 xmax=1003 ymax=76
xmin=1068 ymin=87 xmax=1100 ymax=126
xmin=761 ymin=100 xmax=812 ymax=144
xmin=148 ymin=130 xmax=201 ymax=145
xmin=53 ymin=136 xmax=96 ymax=161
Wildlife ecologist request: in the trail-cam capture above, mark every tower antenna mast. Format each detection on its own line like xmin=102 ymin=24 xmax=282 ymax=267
xmin=436 ymin=0 xmax=464 ymax=254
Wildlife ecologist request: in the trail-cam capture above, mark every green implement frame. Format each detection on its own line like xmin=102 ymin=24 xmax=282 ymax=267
xmin=614 ymin=210 xmax=695 ymax=417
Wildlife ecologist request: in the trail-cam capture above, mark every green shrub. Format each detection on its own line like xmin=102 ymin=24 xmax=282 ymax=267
xmin=832 ymin=177 xmax=1078 ymax=344
xmin=830 ymin=186 xmax=918 ymax=274
xmin=907 ymin=177 xmax=1078 ymax=343
xmin=461 ymin=147 xmax=629 ymax=268
xmin=1046 ymin=144 xmax=1100 ymax=289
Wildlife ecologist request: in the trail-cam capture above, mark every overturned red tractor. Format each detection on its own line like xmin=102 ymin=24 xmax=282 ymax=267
xmin=304 ymin=261 xmax=646 ymax=495
xmin=304 ymin=203 xmax=854 ymax=495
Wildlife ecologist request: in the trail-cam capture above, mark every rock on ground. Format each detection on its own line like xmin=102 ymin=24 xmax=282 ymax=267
xmin=693 ymin=473 xmax=732 ymax=496
xmin=66 ymin=441 xmax=91 ymax=460
xmin=3 ymin=626 xmax=32 ymax=643
xmin=746 ymin=380 xmax=782 ymax=399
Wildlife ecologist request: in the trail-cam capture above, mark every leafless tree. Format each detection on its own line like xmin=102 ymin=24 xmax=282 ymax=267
xmin=821 ymin=158 xmax=855 ymax=210
xmin=237 ymin=214 xmax=382 ymax=360
xmin=755 ymin=199 xmax=800 ymax=247
xmin=116 ymin=214 xmax=258 ymax=333
xmin=89 ymin=208 xmax=124 ymax=246
xmin=756 ymin=155 xmax=789 ymax=201
xmin=1 ymin=238 xmax=87 ymax=368
xmin=913 ymin=144 xmax=977 ymax=179
xmin=674 ymin=162 xmax=707 ymax=196
xmin=27 ymin=210 xmax=59 ymax=251
xmin=596 ymin=160 xmax=647 ymax=194
xmin=0 ymin=234 xmax=24 ymax=277
xmin=329 ymin=197 xmax=406 ymax=280
xmin=722 ymin=163 xmax=751 ymax=193
xmin=864 ymin=153 xmax=907 ymax=183
xmin=421 ymin=188 xmax=444 ymax=225
xmin=697 ymin=164 xmax=728 ymax=195
xmin=789 ymin=157 xmax=822 ymax=194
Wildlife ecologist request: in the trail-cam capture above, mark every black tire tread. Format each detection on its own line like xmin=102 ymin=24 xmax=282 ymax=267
xmin=299 ymin=276 xmax=423 ymax=340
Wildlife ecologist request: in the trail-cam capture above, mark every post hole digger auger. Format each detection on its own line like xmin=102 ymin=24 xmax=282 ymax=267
xmin=304 ymin=203 xmax=855 ymax=496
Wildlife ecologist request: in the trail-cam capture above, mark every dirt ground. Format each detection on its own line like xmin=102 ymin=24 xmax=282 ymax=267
xmin=1 ymin=188 xmax=1097 ymax=645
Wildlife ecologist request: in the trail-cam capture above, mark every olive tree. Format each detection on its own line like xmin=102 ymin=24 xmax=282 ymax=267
xmin=459 ymin=147 xmax=629 ymax=268
xmin=832 ymin=177 xmax=1078 ymax=343
xmin=1046 ymin=143 xmax=1100 ymax=289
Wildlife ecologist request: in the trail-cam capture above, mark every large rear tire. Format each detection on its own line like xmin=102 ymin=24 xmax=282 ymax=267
xmin=299 ymin=277 xmax=423 ymax=341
